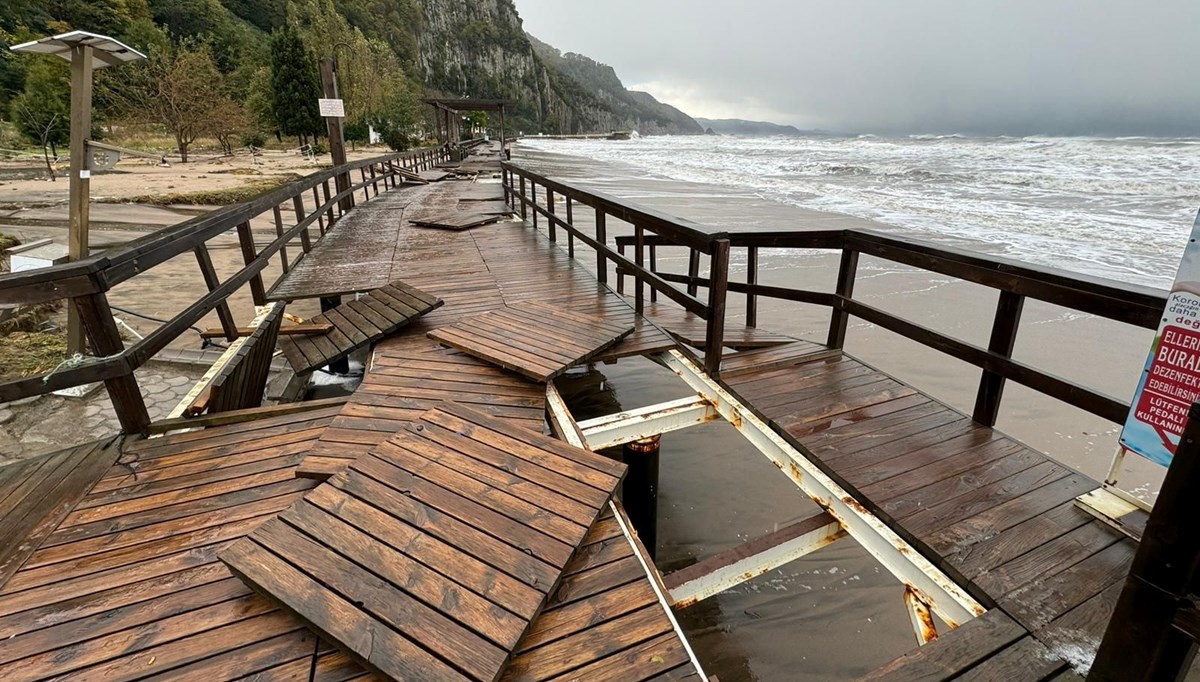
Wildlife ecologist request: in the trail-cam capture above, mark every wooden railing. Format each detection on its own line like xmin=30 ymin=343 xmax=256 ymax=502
xmin=501 ymin=162 xmax=731 ymax=376
xmin=1088 ymin=402 xmax=1200 ymax=681
xmin=0 ymin=145 xmax=454 ymax=433
xmin=503 ymin=161 xmax=1167 ymax=428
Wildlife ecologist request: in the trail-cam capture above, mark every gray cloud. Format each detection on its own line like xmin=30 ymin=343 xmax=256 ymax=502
xmin=513 ymin=0 xmax=1200 ymax=135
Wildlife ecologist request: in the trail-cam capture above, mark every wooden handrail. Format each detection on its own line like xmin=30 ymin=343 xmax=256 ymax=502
xmin=0 ymin=146 xmax=453 ymax=430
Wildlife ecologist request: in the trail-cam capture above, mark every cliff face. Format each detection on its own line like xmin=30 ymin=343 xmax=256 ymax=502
xmin=416 ymin=0 xmax=700 ymax=135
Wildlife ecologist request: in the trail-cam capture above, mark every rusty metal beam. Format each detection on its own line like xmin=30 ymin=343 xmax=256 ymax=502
xmin=905 ymin=587 xmax=940 ymax=646
xmin=577 ymin=395 xmax=718 ymax=450
xmin=664 ymin=511 xmax=845 ymax=608
xmin=660 ymin=349 xmax=986 ymax=627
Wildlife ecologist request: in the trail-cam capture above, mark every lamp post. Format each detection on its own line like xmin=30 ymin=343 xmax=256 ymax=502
xmin=10 ymin=31 xmax=145 ymax=356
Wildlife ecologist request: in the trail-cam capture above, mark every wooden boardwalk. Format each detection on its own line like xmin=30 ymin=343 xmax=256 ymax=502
xmin=0 ymin=148 xmax=1148 ymax=680
xmin=723 ymin=341 xmax=1127 ymax=678
xmin=224 ymin=403 xmax=626 ymax=682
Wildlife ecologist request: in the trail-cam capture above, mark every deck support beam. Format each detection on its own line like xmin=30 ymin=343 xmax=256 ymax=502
xmin=664 ymin=511 xmax=844 ymax=608
xmin=577 ymin=395 xmax=718 ymax=450
xmin=660 ymin=349 xmax=985 ymax=627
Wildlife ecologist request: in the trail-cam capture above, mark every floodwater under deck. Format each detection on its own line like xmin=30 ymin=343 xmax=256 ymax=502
xmin=0 ymin=155 xmax=1129 ymax=681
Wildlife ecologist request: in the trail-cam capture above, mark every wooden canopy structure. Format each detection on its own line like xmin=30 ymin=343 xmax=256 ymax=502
xmin=423 ymin=98 xmax=515 ymax=151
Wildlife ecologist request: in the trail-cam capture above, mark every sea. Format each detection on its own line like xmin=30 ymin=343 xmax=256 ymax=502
xmin=519 ymin=134 xmax=1200 ymax=288
xmin=511 ymin=133 xmax=1200 ymax=679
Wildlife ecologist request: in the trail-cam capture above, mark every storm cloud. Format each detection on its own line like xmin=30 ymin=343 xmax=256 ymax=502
xmin=514 ymin=0 xmax=1200 ymax=136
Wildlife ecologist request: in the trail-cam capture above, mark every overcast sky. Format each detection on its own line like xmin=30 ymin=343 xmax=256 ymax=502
xmin=513 ymin=0 xmax=1200 ymax=136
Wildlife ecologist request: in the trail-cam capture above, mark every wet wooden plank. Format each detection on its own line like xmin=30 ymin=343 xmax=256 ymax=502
xmin=278 ymin=278 xmax=443 ymax=375
xmin=427 ymin=302 xmax=634 ymax=382
xmin=863 ymin=609 xmax=1026 ymax=681
xmin=222 ymin=402 xmax=625 ymax=682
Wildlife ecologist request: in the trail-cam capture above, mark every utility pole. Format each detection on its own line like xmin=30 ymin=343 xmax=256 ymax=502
xmin=318 ymin=59 xmax=351 ymax=214
xmin=11 ymin=32 xmax=145 ymax=357
xmin=66 ymin=43 xmax=94 ymax=355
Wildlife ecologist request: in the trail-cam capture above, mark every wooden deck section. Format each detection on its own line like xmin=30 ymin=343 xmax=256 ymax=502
xmin=222 ymin=403 xmax=626 ymax=682
xmin=277 ymin=279 xmax=442 ymax=375
xmin=0 ymin=399 xmax=699 ymax=681
xmin=721 ymin=341 xmax=1129 ymax=679
xmin=428 ymin=301 xmax=635 ymax=382
xmin=296 ymin=337 xmax=547 ymax=479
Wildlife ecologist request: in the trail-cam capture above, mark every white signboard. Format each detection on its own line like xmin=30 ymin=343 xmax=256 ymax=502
xmin=318 ymin=98 xmax=345 ymax=118
xmin=1120 ymin=209 xmax=1200 ymax=466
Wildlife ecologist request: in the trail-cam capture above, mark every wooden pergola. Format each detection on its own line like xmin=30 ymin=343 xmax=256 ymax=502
xmin=422 ymin=98 xmax=515 ymax=152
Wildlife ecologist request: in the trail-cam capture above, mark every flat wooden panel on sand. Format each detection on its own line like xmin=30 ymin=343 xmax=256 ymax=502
xmin=221 ymin=402 xmax=626 ymax=682
xmin=427 ymin=301 xmax=635 ymax=382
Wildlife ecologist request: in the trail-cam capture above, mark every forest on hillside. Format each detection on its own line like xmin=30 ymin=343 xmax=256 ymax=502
xmin=0 ymin=0 xmax=437 ymax=161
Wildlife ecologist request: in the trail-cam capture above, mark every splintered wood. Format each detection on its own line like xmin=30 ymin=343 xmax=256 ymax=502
xmin=220 ymin=402 xmax=626 ymax=682
xmin=278 ymin=280 xmax=442 ymax=375
xmin=427 ymin=301 xmax=635 ymax=382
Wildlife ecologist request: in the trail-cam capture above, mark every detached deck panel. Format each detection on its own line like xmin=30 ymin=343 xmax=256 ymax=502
xmin=222 ymin=403 xmax=626 ymax=682
xmin=427 ymin=302 xmax=635 ymax=382
xmin=278 ymin=280 xmax=443 ymax=375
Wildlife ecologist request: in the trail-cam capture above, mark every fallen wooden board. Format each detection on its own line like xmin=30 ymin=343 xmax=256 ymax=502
xmin=427 ymin=301 xmax=635 ymax=382
xmin=463 ymin=200 xmax=515 ymax=216
xmin=278 ymin=280 xmax=443 ymax=375
xmin=199 ymin=323 xmax=333 ymax=339
xmin=221 ymin=401 xmax=625 ymax=682
xmin=417 ymin=169 xmax=457 ymax=182
xmin=411 ymin=212 xmax=504 ymax=231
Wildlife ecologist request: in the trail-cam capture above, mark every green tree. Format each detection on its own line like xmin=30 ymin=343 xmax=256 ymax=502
xmin=268 ymin=25 xmax=321 ymax=145
xmin=112 ymin=40 xmax=224 ymax=162
xmin=8 ymin=57 xmax=69 ymax=178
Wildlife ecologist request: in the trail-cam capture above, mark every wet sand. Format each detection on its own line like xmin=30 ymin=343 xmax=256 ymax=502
xmin=516 ymin=143 xmax=1163 ymax=680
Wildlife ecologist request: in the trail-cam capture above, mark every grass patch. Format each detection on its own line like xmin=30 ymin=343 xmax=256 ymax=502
xmin=0 ymin=233 xmax=19 ymax=252
xmin=0 ymin=331 xmax=67 ymax=381
xmin=99 ymin=174 xmax=302 ymax=206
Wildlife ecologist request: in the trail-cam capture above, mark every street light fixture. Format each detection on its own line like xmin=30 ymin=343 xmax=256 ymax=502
xmin=10 ymin=31 xmax=146 ymax=356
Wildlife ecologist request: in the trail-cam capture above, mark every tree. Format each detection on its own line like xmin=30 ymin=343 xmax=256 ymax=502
xmin=207 ymin=97 xmax=247 ymax=155
xmin=269 ymin=25 xmax=321 ymax=145
xmin=8 ymin=57 xmax=69 ymax=179
xmin=114 ymin=41 xmax=224 ymax=162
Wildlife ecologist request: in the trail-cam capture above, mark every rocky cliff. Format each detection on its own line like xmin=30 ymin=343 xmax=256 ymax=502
xmin=416 ymin=0 xmax=701 ymax=135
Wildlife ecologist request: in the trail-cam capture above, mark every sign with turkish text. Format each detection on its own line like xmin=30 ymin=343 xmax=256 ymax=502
xmin=1121 ymin=209 xmax=1200 ymax=466
xmin=318 ymin=98 xmax=345 ymax=118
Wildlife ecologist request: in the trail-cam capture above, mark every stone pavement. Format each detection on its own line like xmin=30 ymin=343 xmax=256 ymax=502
xmin=0 ymin=366 xmax=202 ymax=464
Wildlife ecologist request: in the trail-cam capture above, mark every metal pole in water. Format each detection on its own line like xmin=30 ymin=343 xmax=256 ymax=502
xmin=622 ymin=435 xmax=661 ymax=559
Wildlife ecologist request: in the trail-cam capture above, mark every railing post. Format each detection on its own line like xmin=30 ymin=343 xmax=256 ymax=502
xmin=972 ymin=291 xmax=1024 ymax=426
xmin=519 ymin=176 xmax=528 ymax=221
xmin=311 ymin=186 xmax=325 ymax=235
xmin=746 ymin=246 xmax=759 ymax=328
xmin=634 ymin=223 xmax=645 ymax=315
xmin=595 ymin=209 xmax=608 ymax=284
xmin=531 ymin=183 xmax=539 ymax=230
xmin=687 ymin=249 xmax=700 ymax=297
xmin=321 ymin=180 xmax=335 ymax=225
xmin=292 ymin=194 xmax=312 ymax=253
xmin=704 ymin=239 xmax=730 ymax=377
xmin=566 ymin=197 xmax=575 ymax=258
xmin=827 ymin=248 xmax=859 ymax=349
xmin=547 ymin=189 xmax=556 ymax=242
xmin=74 ymin=292 xmax=150 ymax=435
xmin=236 ymin=221 xmax=267 ymax=306
xmin=193 ymin=244 xmax=238 ymax=341
xmin=272 ymin=205 xmax=289 ymax=275
xmin=649 ymin=243 xmax=658 ymax=302
xmin=1088 ymin=402 xmax=1200 ymax=681
xmin=617 ymin=241 xmax=626 ymax=295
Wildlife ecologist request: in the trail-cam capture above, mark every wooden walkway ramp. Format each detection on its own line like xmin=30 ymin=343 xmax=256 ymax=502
xmin=722 ymin=341 xmax=1127 ymax=679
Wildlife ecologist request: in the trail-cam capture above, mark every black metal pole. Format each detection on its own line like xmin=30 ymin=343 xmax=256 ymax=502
xmin=622 ymin=435 xmax=661 ymax=559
